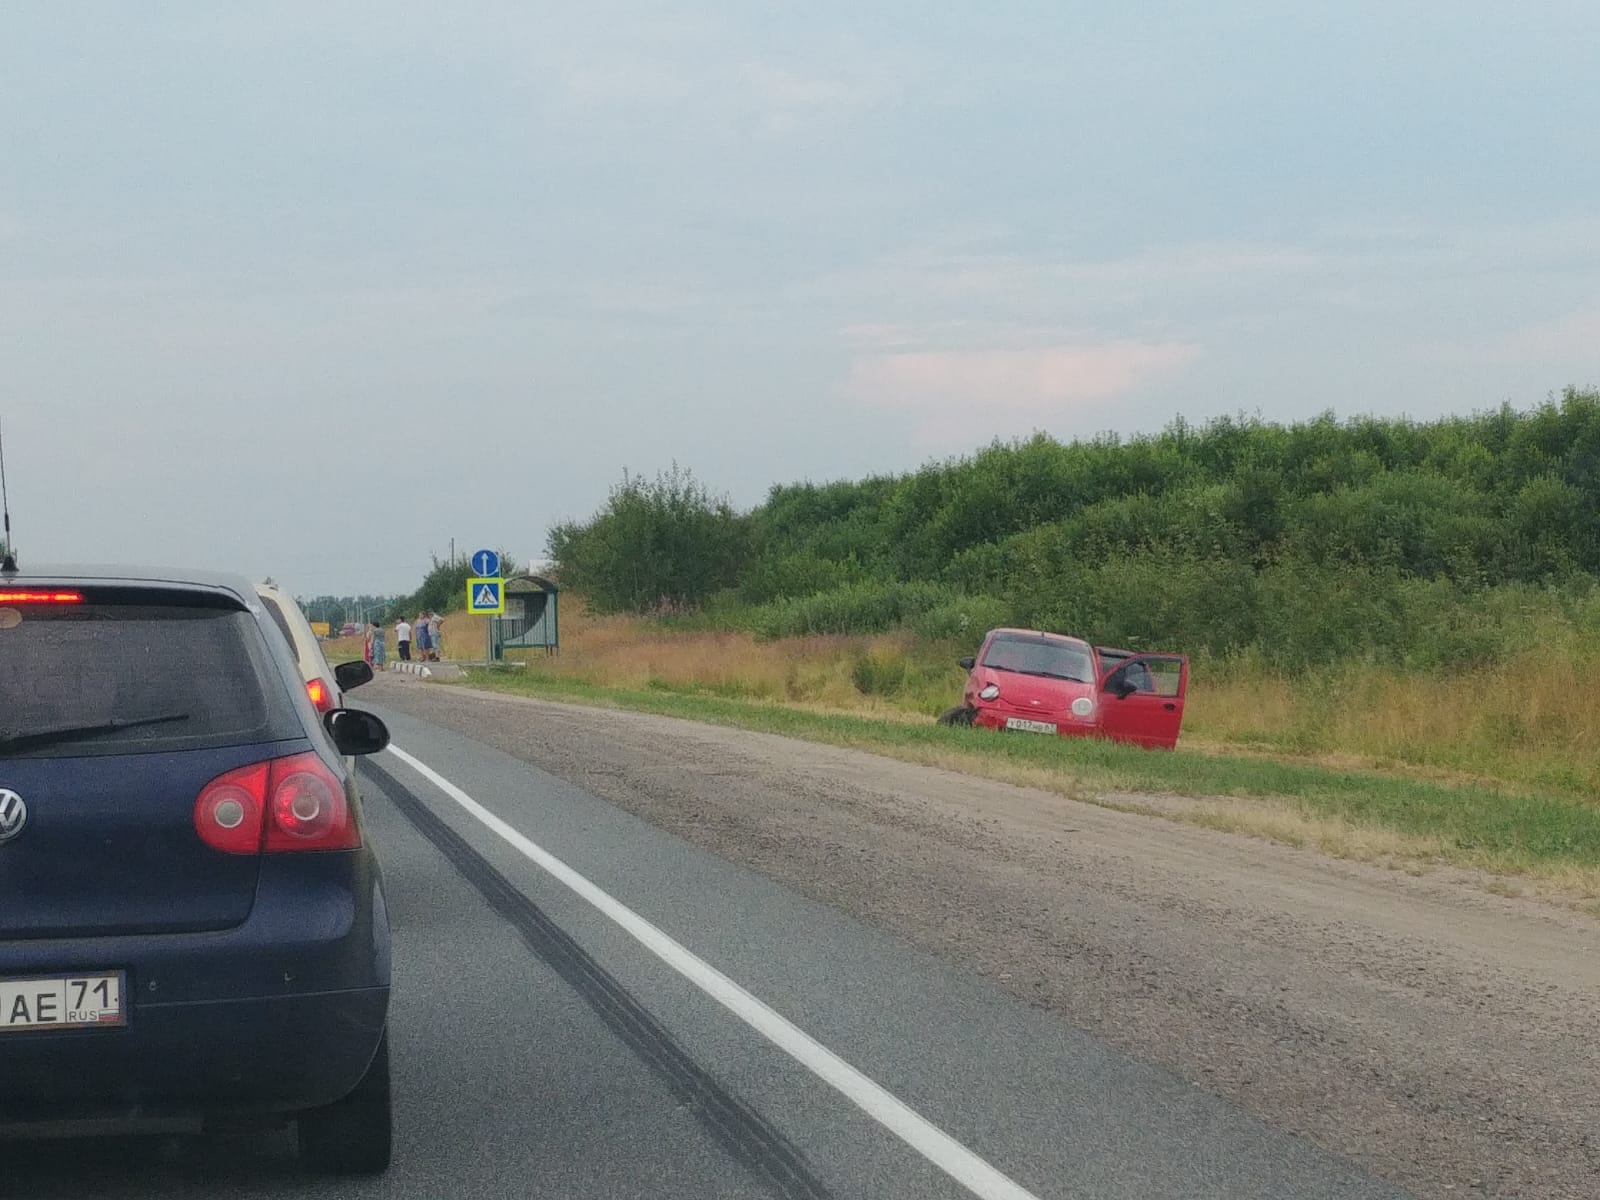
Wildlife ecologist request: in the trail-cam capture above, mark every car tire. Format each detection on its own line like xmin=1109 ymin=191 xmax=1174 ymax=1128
xmin=297 ymin=1031 xmax=392 ymax=1176
xmin=936 ymin=705 xmax=975 ymax=727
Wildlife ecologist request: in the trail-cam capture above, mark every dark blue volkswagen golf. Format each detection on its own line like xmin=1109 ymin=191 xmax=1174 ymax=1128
xmin=0 ymin=565 xmax=394 ymax=1174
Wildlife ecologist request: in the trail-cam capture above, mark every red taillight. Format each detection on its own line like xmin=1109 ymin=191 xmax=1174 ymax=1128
xmin=264 ymin=760 xmax=354 ymax=850
xmin=0 ymin=590 xmax=84 ymax=604
xmin=194 ymin=761 xmax=269 ymax=854
xmin=194 ymin=752 xmax=358 ymax=854
xmin=306 ymin=678 xmax=334 ymax=712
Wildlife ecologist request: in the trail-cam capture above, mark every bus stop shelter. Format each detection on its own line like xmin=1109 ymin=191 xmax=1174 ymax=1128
xmin=490 ymin=574 xmax=560 ymax=659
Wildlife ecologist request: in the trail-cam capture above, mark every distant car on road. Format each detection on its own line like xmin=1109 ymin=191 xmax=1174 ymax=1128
xmin=0 ymin=565 xmax=395 ymax=1173
xmin=256 ymin=581 xmax=373 ymax=714
xmin=938 ymin=628 xmax=1189 ymax=749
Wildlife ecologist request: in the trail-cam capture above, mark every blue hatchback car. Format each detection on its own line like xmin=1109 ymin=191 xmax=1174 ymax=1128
xmin=0 ymin=565 xmax=394 ymax=1174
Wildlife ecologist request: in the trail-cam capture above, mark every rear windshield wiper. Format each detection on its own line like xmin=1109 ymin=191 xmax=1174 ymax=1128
xmin=0 ymin=712 xmax=191 ymax=754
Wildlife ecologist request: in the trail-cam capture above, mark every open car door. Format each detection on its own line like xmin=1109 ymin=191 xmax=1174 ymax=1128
xmin=1096 ymin=654 xmax=1188 ymax=749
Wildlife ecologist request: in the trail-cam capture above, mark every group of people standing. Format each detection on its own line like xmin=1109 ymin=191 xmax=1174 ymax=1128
xmin=362 ymin=610 xmax=445 ymax=669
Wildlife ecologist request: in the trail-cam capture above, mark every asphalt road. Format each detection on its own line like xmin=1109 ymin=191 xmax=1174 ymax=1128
xmin=2 ymin=703 xmax=1406 ymax=1199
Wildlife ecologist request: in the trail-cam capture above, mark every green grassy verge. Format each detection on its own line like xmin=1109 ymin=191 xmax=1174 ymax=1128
xmin=453 ymin=668 xmax=1600 ymax=881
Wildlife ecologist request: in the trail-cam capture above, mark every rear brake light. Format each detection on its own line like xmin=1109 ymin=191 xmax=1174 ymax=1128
xmin=0 ymin=590 xmax=84 ymax=604
xmin=264 ymin=758 xmax=354 ymax=850
xmin=194 ymin=752 xmax=358 ymax=853
xmin=194 ymin=761 xmax=269 ymax=854
xmin=306 ymin=678 xmax=334 ymax=712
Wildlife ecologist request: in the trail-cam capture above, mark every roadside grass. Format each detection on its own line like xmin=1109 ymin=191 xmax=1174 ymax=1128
xmin=320 ymin=634 xmax=366 ymax=663
xmin=490 ymin=598 xmax=1600 ymax=803
xmin=510 ymin=612 xmax=942 ymax=711
xmin=367 ymin=595 xmax=1600 ymax=896
xmin=1192 ymin=648 xmax=1600 ymax=799
xmin=452 ymin=668 xmax=1600 ymax=897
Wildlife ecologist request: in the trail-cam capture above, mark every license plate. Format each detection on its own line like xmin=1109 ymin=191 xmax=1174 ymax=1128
xmin=1004 ymin=717 xmax=1058 ymax=734
xmin=0 ymin=972 xmax=126 ymax=1033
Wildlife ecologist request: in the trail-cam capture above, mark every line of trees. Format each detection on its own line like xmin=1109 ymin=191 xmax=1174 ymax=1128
xmin=546 ymin=388 xmax=1600 ymax=668
xmin=295 ymin=594 xmax=403 ymax=630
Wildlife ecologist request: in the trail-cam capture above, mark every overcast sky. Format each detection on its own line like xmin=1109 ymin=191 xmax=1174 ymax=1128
xmin=4 ymin=2 xmax=1598 ymax=595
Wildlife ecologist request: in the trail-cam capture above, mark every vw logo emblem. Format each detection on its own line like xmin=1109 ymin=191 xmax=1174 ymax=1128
xmin=0 ymin=789 xmax=28 ymax=844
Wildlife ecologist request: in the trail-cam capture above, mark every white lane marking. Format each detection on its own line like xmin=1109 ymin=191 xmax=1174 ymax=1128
xmin=385 ymin=743 xmax=1043 ymax=1200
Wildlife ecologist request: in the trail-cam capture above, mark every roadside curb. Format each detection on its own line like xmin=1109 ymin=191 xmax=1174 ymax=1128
xmin=387 ymin=660 xmax=466 ymax=681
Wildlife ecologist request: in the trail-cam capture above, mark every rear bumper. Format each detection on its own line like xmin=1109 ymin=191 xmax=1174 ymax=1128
xmin=0 ymin=987 xmax=389 ymax=1121
xmin=0 ymin=852 xmax=391 ymax=1123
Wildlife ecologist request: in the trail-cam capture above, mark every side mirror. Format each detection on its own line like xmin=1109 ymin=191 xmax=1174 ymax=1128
xmin=958 ymin=656 xmax=976 ymax=670
xmin=334 ymin=659 xmax=375 ymax=691
xmin=1102 ymin=671 xmax=1134 ymax=699
xmin=324 ymin=708 xmax=390 ymax=756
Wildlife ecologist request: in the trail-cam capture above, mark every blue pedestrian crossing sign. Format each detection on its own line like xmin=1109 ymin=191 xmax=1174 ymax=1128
xmin=470 ymin=548 xmax=501 ymax=577
xmin=466 ymin=577 xmax=505 ymax=615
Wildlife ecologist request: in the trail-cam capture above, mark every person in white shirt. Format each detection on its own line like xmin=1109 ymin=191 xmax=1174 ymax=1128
xmin=395 ymin=617 xmax=412 ymax=661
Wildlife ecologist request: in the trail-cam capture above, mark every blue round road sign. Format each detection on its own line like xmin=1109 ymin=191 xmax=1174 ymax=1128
xmin=471 ymin=548 xmax=501 ymax=577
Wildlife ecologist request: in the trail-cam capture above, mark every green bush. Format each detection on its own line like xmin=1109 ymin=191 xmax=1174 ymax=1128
xmin=738 ymin=548 xmax=868 ymax=605
xmin=1023 ymin=553 xmax=1261 ymax=656
xmin=548 ymin=464 xmax=750 ymax=614
xmin=545 ymin=389 xmax=1600 ymax=673
xmin=748 ymin=580 xmax=956 ymax=639
xmin=911 ymin=595 xmax=1015 ymax=643
xmin=851 ymin=647 xmax=910 ymax=696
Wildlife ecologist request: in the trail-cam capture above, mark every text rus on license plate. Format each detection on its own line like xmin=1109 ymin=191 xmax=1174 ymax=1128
xmin=0 ymin=972 xmax=126 ymax=1033
xmin=1004 ymin=717 xmax=1058 ymax=734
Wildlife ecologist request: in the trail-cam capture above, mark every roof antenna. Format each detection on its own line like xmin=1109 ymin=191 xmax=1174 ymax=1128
xmin=0 ymin=417 xmax=16 ymax=572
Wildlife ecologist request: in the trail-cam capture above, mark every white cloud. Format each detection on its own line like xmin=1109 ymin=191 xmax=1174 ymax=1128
xmin=846 ymin=340 xmax=1200 ymax=451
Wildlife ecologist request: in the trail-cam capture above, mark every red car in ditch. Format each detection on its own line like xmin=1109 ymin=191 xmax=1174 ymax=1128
xmin=938 ymin=628 xmax=1189 ymax=749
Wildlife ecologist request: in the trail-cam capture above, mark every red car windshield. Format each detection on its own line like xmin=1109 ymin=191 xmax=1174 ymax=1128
xmin=980 ymin=635 xmax=1095 ymax=683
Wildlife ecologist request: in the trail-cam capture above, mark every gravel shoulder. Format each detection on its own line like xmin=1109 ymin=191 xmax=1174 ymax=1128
xmin=369 ymin=676 xmax=1600 ymax=1200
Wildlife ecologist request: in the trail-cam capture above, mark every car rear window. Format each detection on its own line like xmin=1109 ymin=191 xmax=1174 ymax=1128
xmin=260 ymin=593 xmax=301 ymax=655
xmin=0 ymin=601 xmax=304 ymax=759
xmin=257 ymin=591 xmax=329 ymax=679
xmin=981 ymin=635 xmax=1095 ymax=682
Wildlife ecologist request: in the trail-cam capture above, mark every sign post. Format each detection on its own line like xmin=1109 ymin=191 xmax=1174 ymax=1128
xmin=467 ymin=548 xmax=504 ymax=666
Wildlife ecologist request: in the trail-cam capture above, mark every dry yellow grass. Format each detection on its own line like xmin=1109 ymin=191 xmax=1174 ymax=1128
xmin=469 ymin=597 xmax=1600 ymax=804
xmin=1188 ymin=651 xmax=1600 ymax=796
xmin=501 ymin=600 xmax=922 ymax=710
xmin=319 ymin=634 xmax=366 ymax=663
